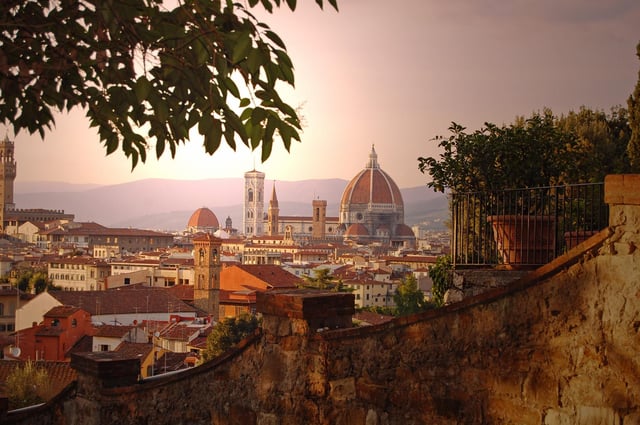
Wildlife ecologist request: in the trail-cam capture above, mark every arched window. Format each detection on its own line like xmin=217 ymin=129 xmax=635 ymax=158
xmin=248 ymin=188 xmax=254 ymax=202
xmin=0 ymin=303 xmax=4 ymax=316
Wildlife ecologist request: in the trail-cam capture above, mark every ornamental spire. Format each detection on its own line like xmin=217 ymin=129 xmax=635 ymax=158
xmin=367 ymin=144 xmax=379 ymax=169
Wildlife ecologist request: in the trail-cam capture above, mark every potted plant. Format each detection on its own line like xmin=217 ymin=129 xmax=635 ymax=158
xmin=420 ymin=106 xmax=635 ymax=267
xmin=418 ymin=109 xmax=575 ymax=267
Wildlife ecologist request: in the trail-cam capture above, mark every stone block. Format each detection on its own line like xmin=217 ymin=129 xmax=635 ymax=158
xmin=329 ymin=377 xmax=356 ymax=402
xmin=576 ymin=405 xmax=619 ymax=425
xmin=70 ymin=352 xmax=140 ymax=389
xmin=605 ymin=175 xmax=640 ymax=206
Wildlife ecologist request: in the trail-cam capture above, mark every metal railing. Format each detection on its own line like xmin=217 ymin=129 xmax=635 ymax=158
xmin=451 ymin=183 xmax=608 ymax=268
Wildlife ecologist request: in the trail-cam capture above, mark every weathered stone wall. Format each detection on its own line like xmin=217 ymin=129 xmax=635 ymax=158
xmin=5 ymin=175 xmax=640 ymax=425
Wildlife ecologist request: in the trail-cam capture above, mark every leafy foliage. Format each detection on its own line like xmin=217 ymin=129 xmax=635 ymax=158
xmin=14 ymin=269 xmax=55 ymax=294
xmin=629 ymin=42 xmax=640 ymax=170
xmin=428 ymin=255 xmax=452 ymax=307
xmin=419 ymin=107 xmax=634 ymax=193
xmin=5 ymin=361 xmax=54 ymax=409
xmin=202 ymin=313 xmax=260 ymax=362
xmin=0 ymin=0 xmax=337 ymax=168
xmin=393 ymin=274 xmax=428 ymax=316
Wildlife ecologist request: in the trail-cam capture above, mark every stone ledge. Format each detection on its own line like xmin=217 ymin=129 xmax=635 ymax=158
xmin=71 ymin=352 xmax=140 ymax=388
xmin=605 ymin=174 xmax=640 ymax=205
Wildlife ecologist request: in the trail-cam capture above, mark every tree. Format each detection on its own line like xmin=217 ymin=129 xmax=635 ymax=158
xmin=393 ymin=274 xmax=427 ymax=316
xmin=5 ymin=361 xmax=54 ymax=409
xmin=202 ymin=313 xmax=260 ymax=362
xmin=0 ymin=0 xmax=338 ymax=168
xmin=418 ymin=109 xmax=576 ymax=193
xmin=628 ymin=42 xmax=640 ymax=170
xmin=428 ymin=255 xmax=452 ymax=308
xmin=301 ymin=267 xmax=333 ymax=290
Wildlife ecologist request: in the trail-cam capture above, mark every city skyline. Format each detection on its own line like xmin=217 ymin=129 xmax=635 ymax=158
xmin=2 ymin=0 xmax=639 ymax=189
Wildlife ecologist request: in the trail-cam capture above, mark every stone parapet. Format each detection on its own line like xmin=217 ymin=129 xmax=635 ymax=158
xmin=257 ymin=289 xmax=355 ymax=334
xmin=70 ymin=352 xmax=140 ymax=390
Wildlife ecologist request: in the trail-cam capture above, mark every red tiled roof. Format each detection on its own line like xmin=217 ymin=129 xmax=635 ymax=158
xmin=233 ymin=264 xmax=301 ymax=288
xmin=94 ymin=324 xmax=137 ymax=338
xmin=49 ymin=286 xmax=198 ymax=315
xmin=45 ymin=306 xmax=83 ymax=318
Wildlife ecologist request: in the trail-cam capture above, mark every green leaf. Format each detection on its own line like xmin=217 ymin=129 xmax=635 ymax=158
xmin=265 ymin=30 xmax=286 ymax=50
xmin=232 ymin=31 xmax=252 ymax=64
xmin=134 ymin=76 xmax=152 ymax=102
xmin=239 ymin=98 xmax=251 ymax=107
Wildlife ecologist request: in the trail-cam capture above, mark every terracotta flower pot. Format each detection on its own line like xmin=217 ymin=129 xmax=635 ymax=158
xmin=487 ymin=215 xmax=556 ymax=267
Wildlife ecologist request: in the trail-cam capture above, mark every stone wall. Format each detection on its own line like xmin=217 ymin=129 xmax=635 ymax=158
xmin=4 ymin=175 xmax=640 ymax=425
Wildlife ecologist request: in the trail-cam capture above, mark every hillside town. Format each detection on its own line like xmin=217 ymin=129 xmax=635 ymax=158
xmin=0 ymin=138 xmax=449 ymax=402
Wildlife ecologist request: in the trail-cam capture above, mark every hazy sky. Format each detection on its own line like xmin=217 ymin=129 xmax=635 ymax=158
xmin=3 ymin=0 xmax=639 ymax=189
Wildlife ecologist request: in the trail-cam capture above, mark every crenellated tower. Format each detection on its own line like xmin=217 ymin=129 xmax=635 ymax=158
xmin=0 ymin=135 xmax=17 ymax=232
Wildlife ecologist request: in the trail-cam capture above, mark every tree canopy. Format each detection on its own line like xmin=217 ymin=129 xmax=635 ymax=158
xmin=202 ymin=313 xmax=260 ymax=362
xmin=0 ymin=0 xmax=337 ymax=168
xmin=393 ymin=274 xmax=428 ymax=316
xmin=418 ymin=107 xmax=634 ymax=193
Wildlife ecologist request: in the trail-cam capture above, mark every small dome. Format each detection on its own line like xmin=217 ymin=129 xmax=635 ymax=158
xmin=395 ymin=224 xmax=415 ymax=237
xmin=345 ymin=223 xmax=369 ymax=237
xmin=187 ymin=207 xmax=219 ymax=230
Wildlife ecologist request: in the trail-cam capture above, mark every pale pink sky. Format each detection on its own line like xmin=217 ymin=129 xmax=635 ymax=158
xmin=3 ymin=0 xmax=639 ymax=188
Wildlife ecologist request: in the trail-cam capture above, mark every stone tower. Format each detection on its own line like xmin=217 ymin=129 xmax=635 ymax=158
xmin=0 ymin=135 xmax=16 ymax=232
xmin=312 ymin=199 xmax=327 ymax=239
xmin=193 ymin=234 xmax=221 ymax=320
xmin=267 ymin=182 xmax=279 ymax=236
xmin=243 ymin=169 xmax=265 ymax=237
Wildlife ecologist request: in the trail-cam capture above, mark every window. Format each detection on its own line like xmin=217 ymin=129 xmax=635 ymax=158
xmin=248 ymin=188 xmax=254 ymax=202
xmin=51 ymin=319 xmax=59 ymax=327
xmin=124 ymin=278 xmax=130 ymax=285
xmin=0 ymin=303 xmax=3 ymax=316
xmin=71 ymin=319 xmax=77 ymax=327
xmin=100 ymin=344 xmax=109 ymax=352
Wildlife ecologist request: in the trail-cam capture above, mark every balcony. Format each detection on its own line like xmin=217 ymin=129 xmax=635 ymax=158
xmin=451 ymin=182 xmax=607 ymax=269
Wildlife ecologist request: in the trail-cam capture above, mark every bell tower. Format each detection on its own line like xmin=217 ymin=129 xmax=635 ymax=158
xmin=312 ymin=199 xmax=327 ymax=239
xmin=243 ymin=169 xmax=265 ymax=237
xmin=0 ymin=135 xmax=16 ymax=232
xmin=267 ymin=181 xmax=279 ymax=236
xmin=193 ymin=234 xmax=221 ymax=321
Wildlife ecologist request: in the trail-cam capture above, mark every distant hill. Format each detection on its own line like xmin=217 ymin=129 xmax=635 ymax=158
xmin=14 ymin=178 xmax=447 ymax=232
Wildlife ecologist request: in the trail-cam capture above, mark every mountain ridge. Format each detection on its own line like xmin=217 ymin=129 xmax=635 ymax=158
xmin=14 ymin=178 xmax=447 ymax=232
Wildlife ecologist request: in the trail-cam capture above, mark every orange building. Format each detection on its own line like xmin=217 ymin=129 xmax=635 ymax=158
xmin=218 ymin=264 xmax=301 ymax=318
xmin=16 ymin=306 xmax=93 ymax=361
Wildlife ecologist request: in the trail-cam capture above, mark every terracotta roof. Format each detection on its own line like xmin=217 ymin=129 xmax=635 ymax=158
xmin=115 ymin=342 xmax=153 ymax=359
xmin=166 ymin=284 xmax=194 ymax=302
xmin=49 ymin=286 xmax=198 ymax=315
xmin=94 ymin=324 xmax=137 ymax=338
xmin=187 ymin=207 xmax=219 ymax=229
xmin=233 ymin=264 xmax=301 ymax=288
xmin=353 ymin=311 xmax=394 ymax=326
xmin=45 ymin=306 xmax=83 ymax=318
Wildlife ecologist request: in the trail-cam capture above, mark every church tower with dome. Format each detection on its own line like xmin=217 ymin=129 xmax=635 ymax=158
xmin=339 ymin=146 xmax=415 ymax=248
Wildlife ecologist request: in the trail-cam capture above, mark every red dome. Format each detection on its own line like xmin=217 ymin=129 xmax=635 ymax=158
xmin=345 ymin=223 xmax=369 ymax=237
xmin=187 ymin=207 xmax=219 ymax=229
xmin=395 ymin=223 xmax=415 ymax=237
xmin=340 ymin=147 xmax=403 ymax=208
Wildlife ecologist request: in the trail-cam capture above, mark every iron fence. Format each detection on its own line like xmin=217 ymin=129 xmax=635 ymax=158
xmin=451 ymin=183 xmax=608 ymax=268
